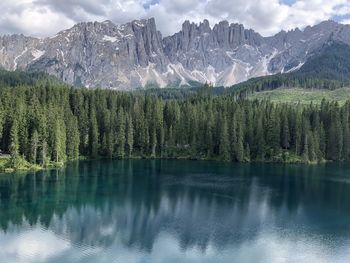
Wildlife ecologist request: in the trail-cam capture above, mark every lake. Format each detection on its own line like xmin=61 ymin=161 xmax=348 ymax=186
xmin=1 ymin=160 xmax=350 ymax=263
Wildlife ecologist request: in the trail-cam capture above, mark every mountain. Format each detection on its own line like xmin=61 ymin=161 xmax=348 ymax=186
xmin=296 ymin=40 xmax=350 ymax=80
xmin=0 ymin=18 xmax=349 ymax=90
xmin=226 ymin=41 xmax=350 ymax=98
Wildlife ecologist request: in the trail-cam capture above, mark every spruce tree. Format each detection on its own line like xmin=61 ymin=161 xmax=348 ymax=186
xmin=219 ymin=117 xmax=230 ymax=161
xmin=327 ymin=110 xmax=343 ymax=161
xmin=89 ymin=104 xmax=99 ymax=158
xmin=235 ymin=122 xmax=245 ymax=162
xmin=30 ymin=129 xmax=39 ymax=163
xmin=66 ymin=116 xmax=80 ymax=160
xmin=9 ymin=118 xmax=19 ymax=159
xmin=281 ymin=113 xmax=290 ymax=149
xmin=126 ymin=114 xmax=134 ymax=158
xmin=116 ymin=108 xmax=126 ymax=158
xmin=53 ymin=118 xmax=67 ymax=163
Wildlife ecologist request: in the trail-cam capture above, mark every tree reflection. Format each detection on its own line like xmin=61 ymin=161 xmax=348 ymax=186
xmin=0 ymin=160 xmax=350 ymax=253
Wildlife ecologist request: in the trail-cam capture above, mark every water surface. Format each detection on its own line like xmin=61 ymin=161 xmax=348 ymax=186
xmin=1 ymin=160 xmax=350 ymax=263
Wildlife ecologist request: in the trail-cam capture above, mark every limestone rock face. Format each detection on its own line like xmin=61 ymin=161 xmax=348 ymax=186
xmin=0 ymin=19 xmax=348 ymax=89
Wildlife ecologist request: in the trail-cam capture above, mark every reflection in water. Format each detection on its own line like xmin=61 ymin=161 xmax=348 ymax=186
xmin=1 ymin=160 xmax=350 ymax=262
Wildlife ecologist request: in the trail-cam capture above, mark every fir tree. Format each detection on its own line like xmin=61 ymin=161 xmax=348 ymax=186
xmin=219 ymin=117 xmax=230 ymax=161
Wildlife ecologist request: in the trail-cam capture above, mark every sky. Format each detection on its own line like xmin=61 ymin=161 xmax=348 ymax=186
xmin=0 ymin=0 xmax=349 ymax=38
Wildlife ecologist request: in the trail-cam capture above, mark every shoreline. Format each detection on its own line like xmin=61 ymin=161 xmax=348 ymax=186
xmin=0 ymin=154 xmax=330 ymax=174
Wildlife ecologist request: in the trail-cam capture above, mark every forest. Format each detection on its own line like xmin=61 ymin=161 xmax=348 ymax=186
xmin=0 ymin=77 xmax=350 ymax=171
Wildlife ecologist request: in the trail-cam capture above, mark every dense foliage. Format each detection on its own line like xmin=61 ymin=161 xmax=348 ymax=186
xmin=1 ymin=81 xmax=350 ymax=167
xmin=134 ymin=86 xmax=199 ymax=100
xmin=0 ymin=69 xmax=61 ymax=87
xmin=134 ymin=85 xmax=225 ymax=100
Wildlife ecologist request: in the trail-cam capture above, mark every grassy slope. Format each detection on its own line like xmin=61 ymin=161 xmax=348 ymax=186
xmin=249 ymin=87 xmax=350 ymax=104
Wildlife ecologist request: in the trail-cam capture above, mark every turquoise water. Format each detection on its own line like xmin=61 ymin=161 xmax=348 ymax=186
xmin=1 ymin=160 xmax=350 ymax=263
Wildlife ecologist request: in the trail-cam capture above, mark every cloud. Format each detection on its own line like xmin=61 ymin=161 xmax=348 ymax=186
xmin=0 ymin=0 xmax=349 ymax=38
xmin=0 ymin=0 xmax=74 ymax=37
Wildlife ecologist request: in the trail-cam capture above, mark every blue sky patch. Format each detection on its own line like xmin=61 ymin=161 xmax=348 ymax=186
xmin=143 ymin=0 xmax=159 ymax=10
xmin=333 ymin=14 xmax=350 ymax=22
xmin=281 ymin=0 xmax=297 ymax=6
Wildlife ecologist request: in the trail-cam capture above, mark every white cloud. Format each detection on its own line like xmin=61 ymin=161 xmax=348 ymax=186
xmin=0 ymin=227 xmax=71 ymax=263
xmin=0 ymin=0 xmax=349 ymax=38
xmin=1 ymin=226 xmax=350 ymax=263
xmin=0 ymin=0 xmax=74 ymax=37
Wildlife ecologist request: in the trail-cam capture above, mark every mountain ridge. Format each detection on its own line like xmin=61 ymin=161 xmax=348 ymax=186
xmin=0 ymin=18 xmax=349 ymax=90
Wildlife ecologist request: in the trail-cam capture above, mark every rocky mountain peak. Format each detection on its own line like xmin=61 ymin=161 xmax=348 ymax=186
xmin=199 ymin=19 xmax=210 ymax=32
xmin=0 ymin=19 xmax=348 ymax=89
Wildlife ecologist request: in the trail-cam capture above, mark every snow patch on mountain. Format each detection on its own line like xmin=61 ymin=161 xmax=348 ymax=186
xmin=0 ymin=19 xmax=347 ymax=89
xmin=285 ymin=61 xmax=305 ymax=73
xmin=102 ymin=35 xmax=119 ymax=42
xmin=13 ymin=48 xmax=28 ymax=70
xmin=31 ymin=49 xmax=45 ymax=61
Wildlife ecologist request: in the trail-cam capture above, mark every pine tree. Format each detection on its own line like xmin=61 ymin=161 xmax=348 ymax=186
xmin=327 ymin=110 xmax=343 ymax=161
xmin=229 ymin=118 xmax=237 ymax=161
xmin=235 ymin=122 xmax=245 ymax=162
xmin=9 ymin=118 xmax=19 ymax=158
xmin=281 ymin=113 xmax=290 ymax=149
xmin=254 ymin=117 xmax=266 ymax=160
xmin=40 ymin=139 xmax=48 ymax=166
xmin=341 ymin=109 xmax=350 ymax=160
xmin=116 ymin=108 xmax=126 ymax=158
xmin=106 ymin=110 xmax=116 ymax=158
xmin=219 ymin=117 xmax=230 ymax=161
xmin=301 ymin=117 xmax=310 ymax=162
xmin=53 ymin=118 xmax=67 ymax=163
xmin=293 ymin=111 xmax=302 ymax=155
xmin=0 ymin=109 xmax=3 ymax=141
xmin=30 ymin=129 xmax=39 ymax=163
xmin=265 ymin=108 xmax=280 ymax=153
xmin=205 ymin=110 xmax=214 ymax=158
xmin=150 ymin=127 xmax=157 ymax=158
xmin=89 ymin=104 xmax=99 ymax=158
xmin=308 ymin=132 xmax=317 ymax=162
xmin=66 ymin=116 xmax=80 ymax=160
xmin=245 ymin=143 xmax=251 ymax=162
xmin=302 ymin=133 xmax=309 ymax=162
xmin=126 ymin=115 xmax=134 ymax=158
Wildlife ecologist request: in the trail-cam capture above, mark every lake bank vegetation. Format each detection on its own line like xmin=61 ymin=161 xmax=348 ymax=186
xmin=1 ymin=78 xmax=350 ymax=173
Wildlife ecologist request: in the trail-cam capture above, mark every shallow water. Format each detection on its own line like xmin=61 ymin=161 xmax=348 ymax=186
xmin=1 ymin=160 xmax=350 ymax=263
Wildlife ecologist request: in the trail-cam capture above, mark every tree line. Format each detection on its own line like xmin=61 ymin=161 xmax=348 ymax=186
xmin=0 ymin=82 xmax=350 ymax=166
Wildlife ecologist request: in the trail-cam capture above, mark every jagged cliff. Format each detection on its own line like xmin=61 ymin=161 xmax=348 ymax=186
xmin=0 ymin=18 xmax=349 ymax=89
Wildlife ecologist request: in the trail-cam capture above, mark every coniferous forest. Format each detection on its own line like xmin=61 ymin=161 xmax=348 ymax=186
xmin=1 ymin=77 xmax=350 ymax=171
